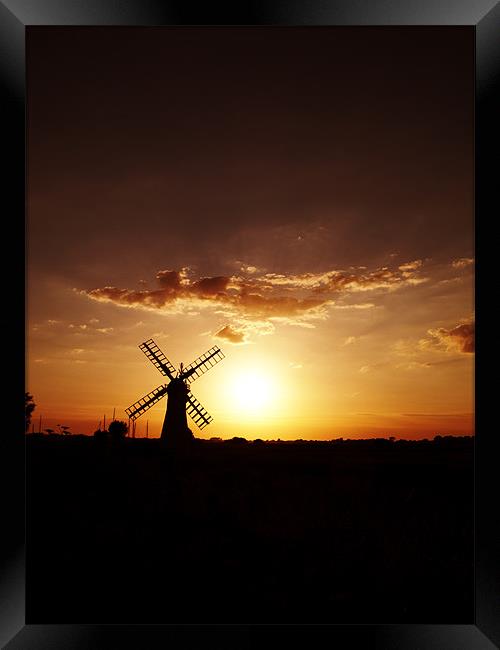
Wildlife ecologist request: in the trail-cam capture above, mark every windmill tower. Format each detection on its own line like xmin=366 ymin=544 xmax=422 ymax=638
xmin=125 ymin=338 xmax=224 ymax=446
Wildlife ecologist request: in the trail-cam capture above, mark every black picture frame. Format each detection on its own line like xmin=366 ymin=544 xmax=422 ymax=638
xmin=2 ymin=1 xmax=498 ymax=648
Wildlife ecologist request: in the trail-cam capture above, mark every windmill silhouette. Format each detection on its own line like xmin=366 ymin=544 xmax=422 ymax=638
xmin=125 ymin=339 xmax=225 ymax=446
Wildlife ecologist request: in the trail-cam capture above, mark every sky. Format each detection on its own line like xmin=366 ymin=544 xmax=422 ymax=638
xmin=27 ymin=27 xmax=474 ymax=439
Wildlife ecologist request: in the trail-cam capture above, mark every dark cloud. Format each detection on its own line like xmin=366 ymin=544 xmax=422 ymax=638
xmin=82 ymin=279 xmax=329 ymax=322
xmin=156 ymin=270 xmax=182 ymax=290
xmin=81 ymin=268 xmax=332 ymax=321
xmin=427 ymin=320 xmax=475 ymax=353
xmin=81 ymin=260 xmax=435 ymax=329
xmin=214 ymin=325 xmax=247 ymax=344
xmin=84 ymin=286 xmax=177 ymax=309
xmin=191 ymin=276 xmax=231 ymax=296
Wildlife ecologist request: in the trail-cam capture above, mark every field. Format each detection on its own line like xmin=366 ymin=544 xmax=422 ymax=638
xmin=26 ymin=435 xmax=473 ymax=624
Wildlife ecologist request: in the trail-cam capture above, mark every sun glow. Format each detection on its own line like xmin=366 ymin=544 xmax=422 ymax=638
xmin=231 ymin=370 xmax=276 ymax=416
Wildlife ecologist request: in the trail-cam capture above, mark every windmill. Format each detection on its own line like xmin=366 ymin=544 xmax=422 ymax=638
xmin=125 ymin=338 xmax=225 ymax=446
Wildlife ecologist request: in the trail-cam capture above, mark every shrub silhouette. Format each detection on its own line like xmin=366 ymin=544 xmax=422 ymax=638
xmin=108 ymin=420 xmax=128 ymax=441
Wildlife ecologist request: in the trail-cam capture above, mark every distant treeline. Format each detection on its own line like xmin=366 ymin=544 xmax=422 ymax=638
xmin=26 ymin=432 xmax=473 ymax=447
xmin=206 ymin=435 xmax=473 ymax=447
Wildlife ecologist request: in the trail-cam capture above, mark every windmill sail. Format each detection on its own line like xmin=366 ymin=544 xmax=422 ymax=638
xmin=186 ymin=391 xmax=213 ymax=429
xmin=125 ymin=384 xmax=168 ymax=420
xmin=139 ymin=339 xmax=177 ymax=379
xmin=180 ymin=346 xmax=225 ymax=383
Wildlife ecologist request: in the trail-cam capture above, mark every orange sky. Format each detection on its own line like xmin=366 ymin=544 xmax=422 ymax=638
xmin=27 ymin=256 xmax=474 ymax=439
xmin=26 ymin=27 xmax=474 ymax=439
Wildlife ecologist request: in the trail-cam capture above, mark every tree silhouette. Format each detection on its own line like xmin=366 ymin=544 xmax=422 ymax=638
xmin=25 ymin=392 xmax=36 ymax=432
xmin=93 ymin=427 xmax=107 ymax=440
xmin=108 ymin=420 xmax=128 ymax=440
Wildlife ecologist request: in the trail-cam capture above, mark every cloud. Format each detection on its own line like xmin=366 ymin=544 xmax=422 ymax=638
xmin=237 ymin=262 xmax=263 ymax=274
xmin=452 ymin=257 xmax=474 ymax=269
xmin=426 ymin=319 xmax=475 ymax=354
xmin=395 ymin=361 xmax=432 ymax=371
xmin=393 ymin=319 xmax=475 ymax=362
xmin=257 ymin=271 xmax=334 ymax=290
xmin=402 ymin=412 xmax=472 ymax=418
xmin=359 ymin=362 xmax=387 ymax=373
xmin=156 ymin=267 xmax=192 ymax=289
xmin=343 ymin=336 xmax=357 ymax=346
xmin=237 ymin=292 xmax=327 ymax=318
xmin=81 ymin=286 xmax=177 ymax=309
xmin=334 ymin=267 xmax=428 ymax=292
xmin=192 ymin=276 xmax=231 ymax=296
xmin=214 ymin=319 xmax=275 ymax=344
xmin=80 ymin=259 xmax=433 ymax=340
xmin=262 ymin=265 xmax=429 ymax=294
xmin=229 ymin=261 xmax=428 ymax=295
xmin=234 ymin=319 xmax=275 ymax=337
xmin=68 ymin=320 xmax=114 ymax=334
xmin=255 ymin=268 xmax=395 ymax=292
xmin=81 ymin=279 xmax=330 ymax=323
xmin=437 ymin=277 xmax=463 ymax=286
xmin=156 ymin=269 xmax=182 ymax=290
xmin=31 ymin=319 xmax=64 ymax=332
xmin=332 ymin=303 xmax=375 ymax=310
xmin=398 ymin=260 xmax=423 ymax=272
xmin=214 ymin=325 xmax=247 ymax=344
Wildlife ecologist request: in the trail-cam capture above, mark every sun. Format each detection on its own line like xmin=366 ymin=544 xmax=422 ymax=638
xmin=231 ymin=370 xmax=276 ymax=416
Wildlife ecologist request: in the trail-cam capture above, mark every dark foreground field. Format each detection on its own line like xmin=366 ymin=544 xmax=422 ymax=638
xmin=26 ymin=435 xmax=473 ymax=624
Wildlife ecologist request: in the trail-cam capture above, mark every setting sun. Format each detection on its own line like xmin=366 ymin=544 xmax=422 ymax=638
xmin=230 ymin=370 xmax=277 ymax=416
